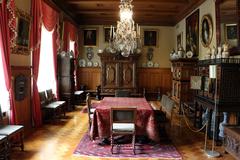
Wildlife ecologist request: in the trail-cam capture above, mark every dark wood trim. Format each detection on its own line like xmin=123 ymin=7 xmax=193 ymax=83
xmin=43 ymin=0 xmax=61 ymax=13
xmin=11 ymin=66 xmax=32 ymax=70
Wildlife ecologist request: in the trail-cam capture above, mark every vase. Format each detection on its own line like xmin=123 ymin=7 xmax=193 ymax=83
xmin=219 ymin=112 xmax=228 ymax=138
xmin=217 ymin=47 xmax=222 ymax=58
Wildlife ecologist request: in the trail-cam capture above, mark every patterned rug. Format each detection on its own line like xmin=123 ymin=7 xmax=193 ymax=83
xmin=73 ymin=133 xmax=182 ymax=159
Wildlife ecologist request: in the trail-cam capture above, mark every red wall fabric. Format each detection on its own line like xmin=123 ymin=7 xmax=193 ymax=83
xmin=0 ymin=0 xmax=17 ymax=124
xmin=30 ymin=0 xmax=43 ymax=127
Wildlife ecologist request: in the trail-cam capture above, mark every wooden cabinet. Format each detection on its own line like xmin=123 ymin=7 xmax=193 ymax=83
xmin=171 ymin=58 xmax=198 ymax=110
xmin=57 ymin=53 xmax=75 ymax=110
xmin=98 ymin=52 xmax=140 ymax=94
xmin=194 ymin=58 xmax=240 ymax=139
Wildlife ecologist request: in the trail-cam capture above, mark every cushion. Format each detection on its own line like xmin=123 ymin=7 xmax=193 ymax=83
xmin=74 ymin=90 xmax=84 ymax=95
xmin=90 ymin=108 xmax=96 ymax=113
xmin=112 ymin=123 xmax=135 ymax=132
xmin=89 ymin=114 xmax=94 ymax=119
xmin=0 ymin=125 xmax=24 ymax=136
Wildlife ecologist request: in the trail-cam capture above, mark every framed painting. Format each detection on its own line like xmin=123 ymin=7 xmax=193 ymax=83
xmin=83 ymin=28 xmax=98 ymax=46
xmin=190 ymin=76 xmax=202 ymax=90
xmin=12 ymin=8 xmax=31 ymax=55
xmin=104 ymin=27 xmax=115 ymax=43
xmin=144 ymin=29 xmax=158 ymax=47
xmin=226 ymin=24 xmax=237 ymax=40
xmin=177 ymin=33 xmax=182 ymax=49
xmin=200 ymin=14 xmax=213 ymax=48
xmin=186 ymin=9 xmax=199 ymax=57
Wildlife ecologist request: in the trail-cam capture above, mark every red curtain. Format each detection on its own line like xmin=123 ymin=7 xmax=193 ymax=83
xmin=0 ymin=0 xmax=17 ymax=124
xmin=42 ymin=1 xmax=59 ymax=99
xmin=63 ymin=21 xmax=78 ymax=55
xmin=30 ymin=0 xmax=42 ymax=127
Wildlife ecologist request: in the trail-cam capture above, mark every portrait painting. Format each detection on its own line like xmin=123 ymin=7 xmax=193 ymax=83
xmin=84 ymin=29 xmax=97 ymax=46
xmin=186 ymin=9 xmax=199 ymax=57
xmin=104 ymin=27 xmax=114 ymax=43
xmin=17 ymin=17 xmax=30 ymax=47
xmin=226 ymin=24 xmax=237 ymax=40
xmin=144 ymin=30 xmax=158 ymax=47
xmin=177 ymin=33 xmax=182 ymax=49
xmin=12 ymin=8 xmax=31 ymax=55
xmin=200 ymin=15 xmax=213 ymax=47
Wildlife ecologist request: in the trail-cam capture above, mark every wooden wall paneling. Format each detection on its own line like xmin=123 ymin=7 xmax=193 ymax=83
xmin=77 ymin=67 xmax=101 ymax=90
xmin=11 ymin=66 xmax=32 ymax=136
xmin=137 ymin=68 xmax=172 ymax=94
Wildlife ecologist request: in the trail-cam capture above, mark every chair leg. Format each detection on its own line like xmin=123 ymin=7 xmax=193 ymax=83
xmin=111 ymin=135 xmax=113 ymax=154
xmin=20 ymin=131 xmax=24 ymax=151
xmin=132 ymin=134 xmax=135 ymax=155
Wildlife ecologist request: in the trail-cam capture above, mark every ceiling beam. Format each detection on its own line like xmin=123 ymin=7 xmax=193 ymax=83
xmin=67 ymin=0 xmax=189 ymax=5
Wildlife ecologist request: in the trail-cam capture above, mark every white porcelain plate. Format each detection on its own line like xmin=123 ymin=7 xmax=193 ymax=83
xmin=147 ymin=61 xmax=154 ymax=67
xmin=186 ymin=51 xmax=193 ymax=58
xmin=87 ymin=61 xmax=93 ymax=67
xmin=79 ymin=59 xmax=86 ymax=67
xmin=93 ymin=62 xmax=98 ymax=67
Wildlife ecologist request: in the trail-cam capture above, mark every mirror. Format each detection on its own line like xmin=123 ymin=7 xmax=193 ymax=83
xmin=216 ymin=0 xmax=240 ymax=55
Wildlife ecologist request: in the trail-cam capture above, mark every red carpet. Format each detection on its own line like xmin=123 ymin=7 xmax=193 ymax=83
xmin=73 ymin=133 xmax=182 ymax=159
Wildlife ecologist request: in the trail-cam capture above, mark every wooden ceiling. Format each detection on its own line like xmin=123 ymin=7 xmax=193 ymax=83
xmin=52 ymin=0 xmax=206 ymax=26
xmin=220 ymin=0 xmax=237 ymax=23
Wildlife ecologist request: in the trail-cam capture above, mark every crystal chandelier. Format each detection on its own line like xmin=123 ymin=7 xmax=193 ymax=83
xmin=109 ymin=0 xmax=141 ymax=57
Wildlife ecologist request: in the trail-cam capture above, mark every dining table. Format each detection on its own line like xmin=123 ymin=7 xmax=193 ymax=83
xmin=90 ymin=97 xmax=160 ymax=142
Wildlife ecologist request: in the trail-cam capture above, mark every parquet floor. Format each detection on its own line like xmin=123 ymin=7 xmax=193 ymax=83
xmin=11 ymin=101 xmax=235 ymax=160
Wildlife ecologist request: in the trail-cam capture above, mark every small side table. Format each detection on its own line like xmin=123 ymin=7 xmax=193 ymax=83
xmin=0 ymin=135 xmax=8 ymax=159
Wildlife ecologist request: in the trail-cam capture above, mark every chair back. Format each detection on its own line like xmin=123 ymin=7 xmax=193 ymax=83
xmin=86 ymin=93 xmax=91 ymax=113
xmin=110 ymin=107 xmax=137 ymax=125
xmin=115 ymin=90 xmax=130 ymax=97
xmin=39 ymin=91 xmax=47 ymax=107
xmin=46 ymin=89 xmax=55 ymax=102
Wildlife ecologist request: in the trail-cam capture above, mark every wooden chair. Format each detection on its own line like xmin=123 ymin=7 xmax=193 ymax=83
xmin=110 ymin=106 xmax=137 ymax=154
xmin=0 ymin=125 xmax=24 ymax=151
xmin=115 ymin=90 xmax=130 ymax=97
xmin=86 ymin=93 xmax=95 ymax=132
xmin=46 ymin=89 xmax=66 ymax=117
xmin=39 ymin=91 xmax=66 ymax=122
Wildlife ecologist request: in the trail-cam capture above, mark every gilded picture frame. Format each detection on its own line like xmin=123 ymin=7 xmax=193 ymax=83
xmin=83 ymin=28 xmax=98 ymax=47
xmin=186 ymin=9 xmax=199 ymax=57
xmin=200 ymin=14 xmax=213 ymax=48
xmin=12 ymin=8 xmax=31 ymax=55
xmin=144 ymin=29 xmax=159 ymax=47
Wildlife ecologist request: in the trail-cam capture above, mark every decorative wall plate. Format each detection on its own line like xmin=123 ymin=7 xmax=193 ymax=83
xmin=154 ymin=63 xmax=159 ymax=67
xmin=93 ymin=62 xmax=98 ymax=67
xmin=87 ymin=61 xmax=93 ymax=67
xmin=186 ymin=51 xmax=193 ymax=58
xmin=79 ymin=59 xmax=86 ymax=67
xmin=147 ymin=61 xmax=154 ymax=67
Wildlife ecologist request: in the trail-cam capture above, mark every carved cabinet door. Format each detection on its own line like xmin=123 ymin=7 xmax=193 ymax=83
xmin=103 ymin=63 xmax=118 ymax=90
xmin=121 ymin=62 xmax=134 ymax=88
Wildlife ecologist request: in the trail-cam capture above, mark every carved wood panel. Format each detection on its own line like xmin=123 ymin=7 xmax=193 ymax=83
xmin=122 ymin=63 xmax=133 ymax=87
xmin=77 ymin=67 xmax=101 ymax=90
xmin=11 ymin=66 xmax=32 ymax=136
xmin=105 ymin=63 xmax=117 ymax=86
xmin=137 ymin=68 xmax=172 ymax=94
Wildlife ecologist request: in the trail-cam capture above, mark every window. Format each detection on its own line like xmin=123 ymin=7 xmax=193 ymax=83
xmin=0 ymin=41 xmax=10 ymax=112
xmin=69 ymin=40 xmax=75 ymax=54
xmin=37 ymin=25 xmax=56 ymax=93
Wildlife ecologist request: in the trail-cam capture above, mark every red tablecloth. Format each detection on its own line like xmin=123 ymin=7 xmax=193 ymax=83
xmin=90 ymin=97 xmax=160 ymax=142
